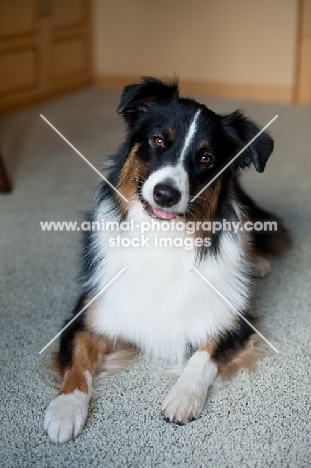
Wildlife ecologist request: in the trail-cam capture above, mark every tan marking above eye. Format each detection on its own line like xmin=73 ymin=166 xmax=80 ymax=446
xmin=167 ymin=128 xmax=176 ymax=141
xmin=197 ymin=140 xmax=209 ymax=151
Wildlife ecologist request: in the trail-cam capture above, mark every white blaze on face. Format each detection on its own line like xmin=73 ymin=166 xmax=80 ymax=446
xmin=179 ymin=109 xmax=201 ymax=164
xmin=142 ymin=109 xmax=201 ymax=213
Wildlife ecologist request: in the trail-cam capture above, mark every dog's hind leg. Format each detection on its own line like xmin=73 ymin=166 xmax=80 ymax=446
xmin=235 ymin=179 xmax=292 ymax=257
xmin=250 ymin=249 xmax=271 ymax=278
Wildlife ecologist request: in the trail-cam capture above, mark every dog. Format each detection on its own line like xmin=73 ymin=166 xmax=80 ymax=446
xmin=44 ymin=77 xmax=290 ymax=443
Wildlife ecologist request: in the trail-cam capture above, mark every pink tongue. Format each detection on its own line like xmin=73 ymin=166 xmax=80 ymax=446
xmin=152 ymin=207 xmax=177 ymax=220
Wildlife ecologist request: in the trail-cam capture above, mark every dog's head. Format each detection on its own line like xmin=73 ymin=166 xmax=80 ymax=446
xmin=116 ymin=77 xmax=274 ymax=220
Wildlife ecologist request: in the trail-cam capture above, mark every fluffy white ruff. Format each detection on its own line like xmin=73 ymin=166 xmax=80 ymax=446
xmin=88 ymin=201 xmax=251 ymax=364
xmin=162 ymin=351 xmax=217 ymax=424
xmin=44 ymin=371 xmax=92 ymax=443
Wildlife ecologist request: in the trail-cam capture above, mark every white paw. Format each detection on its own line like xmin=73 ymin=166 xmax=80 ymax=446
xmin=44 ymin=391 xmax=90 ymax=443
xmin=162 ymin=351 xmax=217 ymax=425
xmin=162 ymin=384 xmax=206 ymax=425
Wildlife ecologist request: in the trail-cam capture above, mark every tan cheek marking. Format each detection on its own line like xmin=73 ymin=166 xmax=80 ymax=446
xmin=186 ymin=180 xmax=222 ymax=239
xmin=117 ymin=143 xmax=140 ymax=203
xmin=200 ymin=180 xmax=222 ymax=222
xmin=116 ymin=143 xmax=149 ymax=214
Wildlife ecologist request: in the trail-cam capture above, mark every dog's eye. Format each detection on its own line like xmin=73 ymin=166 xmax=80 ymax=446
xmin=151 ymin=135 xmax=165 ymax=148
xmin=199 ymin=152 xmax=215 ymax=167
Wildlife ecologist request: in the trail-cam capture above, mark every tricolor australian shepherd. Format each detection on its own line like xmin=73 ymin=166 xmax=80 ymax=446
xmin=44 ymin=77 xmax=290 ymax=443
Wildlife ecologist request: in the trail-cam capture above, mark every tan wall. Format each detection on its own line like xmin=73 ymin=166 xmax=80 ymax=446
xmin=92 ymin=0 xmax=299 ymax=102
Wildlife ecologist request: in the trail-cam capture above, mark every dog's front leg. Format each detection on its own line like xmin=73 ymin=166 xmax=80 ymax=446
xmin=162 ymin=348 xmax=217 ymax=425
xmin=44 ymin=332 xmax=103 ymax=443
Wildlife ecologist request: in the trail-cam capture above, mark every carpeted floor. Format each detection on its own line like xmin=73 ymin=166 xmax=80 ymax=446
xmin=0 ymin=87 xmax=310 ymax=467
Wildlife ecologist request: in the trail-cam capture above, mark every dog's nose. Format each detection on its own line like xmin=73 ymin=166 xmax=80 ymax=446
xmin=153 ymin=183 xmax=181 ymax=208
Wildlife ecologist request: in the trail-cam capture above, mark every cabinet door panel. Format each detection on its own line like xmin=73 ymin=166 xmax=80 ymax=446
xmin=0 ymin=0 xmax=38 ymax=37
xmin=0 ymin=0 xmax=41 ymax=111
xmin=51 ymin=0 xmax=85 ymax=30
xmin=51 ymin=38 xmax=87 ymax=79
xmin=0 ymin=48 xmax=38 ymax=94
xmin=48 ymin=0 xmax=92 ymax=91
xmin=0 ymin=0 xmax=92 ymax=113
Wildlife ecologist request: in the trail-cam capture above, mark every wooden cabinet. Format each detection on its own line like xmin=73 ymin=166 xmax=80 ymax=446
xmin=0 ymin=0 xmax=92 ymax=114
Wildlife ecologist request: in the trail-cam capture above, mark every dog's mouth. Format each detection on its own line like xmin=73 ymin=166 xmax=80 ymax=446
xmin=143 ymin=201 xmax=178 ymax=220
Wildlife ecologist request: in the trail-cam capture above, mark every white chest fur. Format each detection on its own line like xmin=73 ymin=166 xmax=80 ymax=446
xmin=88 ymin=202 xmax=251 ymax=364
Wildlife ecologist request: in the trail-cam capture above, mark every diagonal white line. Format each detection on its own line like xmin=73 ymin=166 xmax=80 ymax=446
xmin=191 ymin=266 xmax=279 ymax=353
xmin=39 ymin=266 xmax=128 ymax=354
xmin=190 ymin=114 xmax=278 ymax=202
xmin=40 ymin=114 xmax=129 ymax=203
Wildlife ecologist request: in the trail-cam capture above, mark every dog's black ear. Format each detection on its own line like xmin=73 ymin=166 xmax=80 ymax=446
xmin=116 ymin=76 xmax=179 ymax=126
xmin=221 ymin=110 xmax=274 ymax=173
